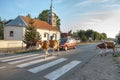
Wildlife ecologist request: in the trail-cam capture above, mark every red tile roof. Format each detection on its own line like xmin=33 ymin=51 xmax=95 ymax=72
xmin=22 ymin=16 xmax=60 ymax=31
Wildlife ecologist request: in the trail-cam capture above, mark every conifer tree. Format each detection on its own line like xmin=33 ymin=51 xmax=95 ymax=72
xmin=23 ymin=19 xmax=41 ymax=44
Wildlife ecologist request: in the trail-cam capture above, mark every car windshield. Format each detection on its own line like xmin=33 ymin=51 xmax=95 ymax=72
xmin=60 ymin=38 xmax=67 ymax=43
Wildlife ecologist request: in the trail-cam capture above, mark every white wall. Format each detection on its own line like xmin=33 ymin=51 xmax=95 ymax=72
xmin=0 ymin=40 xmax=26 ymax=49
xmin=4 ymin=26 xmax=24 ymax=40
xmin=4 ymin=26 xmax=60 ymax=41
xmin=37 ymin=29 xmax=60 ymax=41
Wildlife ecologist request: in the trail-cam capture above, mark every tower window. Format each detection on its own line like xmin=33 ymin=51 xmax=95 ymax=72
xmin=10 ymin=31 xmax=14 ymax=37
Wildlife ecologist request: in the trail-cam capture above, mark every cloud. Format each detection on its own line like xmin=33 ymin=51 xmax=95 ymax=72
xmin=75 ymin=0 xmax=110 ymax=7
xmin=62 ymin=10 xmax=120 ymax=38
xmin=104 ymin=4 xmax=120 ymax=9
xmin=55 ymin=0 xmax=65 ymax=4
xmin=75 ymin=0 xmax=93 ymax=7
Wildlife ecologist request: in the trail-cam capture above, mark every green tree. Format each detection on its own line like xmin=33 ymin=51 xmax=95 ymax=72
xmin=72 ymin=32 xmax=79 ymax=39
xmin=101 ymin=33 xmax=107 ymax=40
xmin=37 ymin=10 xmax=49 ymax=22
xmin=78 ymin=30 xmax=85 ymax=38
xmin=116 ymin=31 xmax=120 ymax=44
xmin=55 ymin=14 xmax=61 ymax=30
xmin=26 ymin=13 xmax=31 ymax=18
xmin=68 ymin=30 xmax=72 ymax=34
xmin=37 ymin=9 xmax=61 ymax=30
xmin=77 ymin=30 xmax=86 ymax=41
xmin=81 ymin=35 xmax=87 ymax=42
xmin=0 ymin=17 xmax=4 ymax=39
xmin=23 ymin=19 xmax=41 ymax=44
xmin=93 ymin=31 xmax=100 ymax=40
xmin=86 ymin=29 xmax=94 ymax=40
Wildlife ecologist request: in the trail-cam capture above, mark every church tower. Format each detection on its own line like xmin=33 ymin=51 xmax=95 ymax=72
xmin=48 ymin=0 xmax=56 ymax=27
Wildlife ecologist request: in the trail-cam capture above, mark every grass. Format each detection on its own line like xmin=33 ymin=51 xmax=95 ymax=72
xmin=113 ymin=53 xmax=120 ymax=57
xmin=77 ymin=42 xmax=96 ymax=46
xmin=113 ymin=53 xmax=120 ymax=69
xmin=10 ymin=49 xmax=42 ymax=54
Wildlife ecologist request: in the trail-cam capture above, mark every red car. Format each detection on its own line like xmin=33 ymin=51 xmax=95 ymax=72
xmin=59 ymin=38 xmax=77 ymax=51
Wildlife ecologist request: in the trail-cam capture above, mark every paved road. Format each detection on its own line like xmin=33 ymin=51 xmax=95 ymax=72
xmin=0 ymin=44 xmax=97 ymax=80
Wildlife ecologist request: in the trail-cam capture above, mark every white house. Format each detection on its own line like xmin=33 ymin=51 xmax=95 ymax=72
xmin=4 ymin=16 xmax=60 ymax=41
xmin=4 ymin=0 xmax=60 ymax=41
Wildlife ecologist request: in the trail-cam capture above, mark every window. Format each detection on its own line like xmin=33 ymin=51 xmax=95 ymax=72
xmin=10 ymin=31 xmax=14 ymax=37
xmin=44 ymin=33 xmax=46 ymax=37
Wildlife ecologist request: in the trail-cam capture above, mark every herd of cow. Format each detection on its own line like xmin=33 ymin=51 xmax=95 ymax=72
xmin=26 ymin=40 xmax=60 ymax=59
xmin=25 ymin=40 xmax=118 ymax=58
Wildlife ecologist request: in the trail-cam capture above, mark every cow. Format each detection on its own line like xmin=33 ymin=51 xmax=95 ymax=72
xmin=25 ymin=40 xmax=38 ymax=50
xmin=96 ymin=41 xmax=117 ymax=56
xmin=39 ymin=40 xmax=60 ymax=59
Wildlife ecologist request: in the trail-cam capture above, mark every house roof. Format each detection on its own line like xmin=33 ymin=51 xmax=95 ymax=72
xmin=6 ymin=16 xmax=27 ymax=26
xmin=6 ymin=16 xmax=60 ymax=31
xmin=22 ymin=16 xmax=59 ymax=31
xmin=61 ymin=33 xmax=72 ymax=36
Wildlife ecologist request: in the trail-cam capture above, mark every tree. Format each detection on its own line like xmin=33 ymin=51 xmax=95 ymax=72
xmin=93 ymin=31 xmax=100 ymax=40
xmin=76 ymin=29 xmax=107 ymax=42
xmin=86 ymin=29 xmax=94 ymax=40
xmin=77 ymin=30 xmax=88 ymax=42
xmin=0 ymin=17 xmax=4 ymax=39
xmin=68 ymin=30 xmax=72 ymax=34
xmin=77 ymin=30 xmax=86 ymax=39
xmin=116 ymin=31 xmax=120 ymax=44
xmin=26 ymin=13 xmax=31 ymax=18
xmin=81 ymin=35 xmax=87 ymax=42
xmin=4 ymin=19 xmax=13 ymax=24
xmin=101 ymin=33 xmax=107 ymax=40
xmin=37 ymin=9 xmax=61 ymax=30
xmin=55 ymin=14 xmax=61 ymax=30
xmin=23 ymin=19 xmax=41 ymax=44
xmin=37 ymin=10 xmax=49 ymax=22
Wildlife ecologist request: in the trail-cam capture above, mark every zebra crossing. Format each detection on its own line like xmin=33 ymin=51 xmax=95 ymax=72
xmin=45 ymin=61 xmax=81 ymax=80
xmin=0 ymin=53 xmax=82 ymax=80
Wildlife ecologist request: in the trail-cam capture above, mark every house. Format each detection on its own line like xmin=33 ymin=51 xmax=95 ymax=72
xmin=4 ymin=16 xmax=60 ymax=41
xmin=61 ymin=33 xmax=72 ymax=38
xmin=4 ymin=0 xmax=60 ymax=41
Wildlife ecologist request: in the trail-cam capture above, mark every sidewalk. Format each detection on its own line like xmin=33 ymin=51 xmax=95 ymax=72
xmin=68 ymin=54 xmax=120 ymax=80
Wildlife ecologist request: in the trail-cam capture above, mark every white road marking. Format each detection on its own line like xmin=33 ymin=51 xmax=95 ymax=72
xmin=1 ymin=54 xmax=40 ymax=62
xmin=17 ymin=56 xmax=56 ymax=68
xmin=0 ymin=66 xmax=6 ymax=69
xmin=28 ymin=58 xmax=67 ymax=73
xmin=8 ymin=55 xmax=44 ymax=64
xmin=44 ymin=60 xmax=81 ymax=80
xmin=0 ymin=53 xmax=30 ymax=60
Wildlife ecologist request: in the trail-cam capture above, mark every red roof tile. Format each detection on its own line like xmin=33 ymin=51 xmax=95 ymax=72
xmin=22 ymin=16 xmax=60 ymax=31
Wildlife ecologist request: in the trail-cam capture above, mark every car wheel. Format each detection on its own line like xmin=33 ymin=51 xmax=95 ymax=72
xmin=64 ymin=46 xmax=68 ymax=51
xmin=73 ymin=46 xmax=76 ymax=49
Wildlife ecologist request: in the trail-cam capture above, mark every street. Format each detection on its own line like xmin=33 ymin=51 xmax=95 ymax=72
xmin=0 ymin=44 xmax=97 ymax=80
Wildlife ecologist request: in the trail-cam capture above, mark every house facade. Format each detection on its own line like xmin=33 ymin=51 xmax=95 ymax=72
xmin=4 ymin=16 xmax=60 ymax=41
xmin=4 ymin=0 xmax=60 ymax=41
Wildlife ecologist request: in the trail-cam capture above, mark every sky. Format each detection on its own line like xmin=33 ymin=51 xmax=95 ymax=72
xmin=0 ymin=0 xmax=120 ymax=38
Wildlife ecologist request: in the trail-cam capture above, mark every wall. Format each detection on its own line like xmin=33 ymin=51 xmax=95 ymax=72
xmin=0 ymin=40 xmax=26 ymax=49
xmin=4 ymin=26 xmax=60 ymax=41
xmin=4 ymin=26 xmax=24 ymax=40
xmin=37 ymin=29 xmax=60 ymax=41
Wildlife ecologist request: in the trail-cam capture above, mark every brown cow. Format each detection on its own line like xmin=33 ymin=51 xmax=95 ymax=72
xmin=39 ymin=40 xmax=60 ymax=58
xmin=26 ymin=40 xmax=38 ymax=50
xmin=96 ymin=41 xmax=117 ymax=56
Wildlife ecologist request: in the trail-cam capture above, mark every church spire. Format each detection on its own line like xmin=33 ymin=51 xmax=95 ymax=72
xmin=50 ymin=0 xmax=54 ymax=12
xmin=48 ymin=0 xmax=56 ymax=27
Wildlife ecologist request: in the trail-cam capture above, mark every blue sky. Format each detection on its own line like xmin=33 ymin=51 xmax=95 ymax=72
xmin=1 ymin=0 xmax=120 ymax=38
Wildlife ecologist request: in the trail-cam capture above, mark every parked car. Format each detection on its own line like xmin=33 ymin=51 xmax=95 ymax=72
xmin=59 ymin=38 xmax=77 ymax=51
